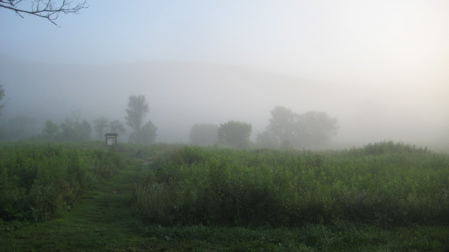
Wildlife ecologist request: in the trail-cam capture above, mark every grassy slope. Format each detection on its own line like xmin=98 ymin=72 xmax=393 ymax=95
xmin=1 ymin=150 xmax=448 ymax=251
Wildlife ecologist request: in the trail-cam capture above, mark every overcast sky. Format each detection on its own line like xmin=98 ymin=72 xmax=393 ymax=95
xmin=1 ymin=0 xmax=448 ymax=147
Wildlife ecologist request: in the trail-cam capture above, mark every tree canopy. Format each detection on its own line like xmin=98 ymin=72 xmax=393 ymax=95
xmin=189 ymin=124 xmax=219 ymax=146
xmin=0 ymin=85 xmax=5 ymax=115
xmin=0 ymin=0 xmax=88 ymax=25
xmin=217 ymin=121 xmax=252 ymax=149
xmin=258 ymin=106 xmax=338 ymax=149
xmin=93 ymin=117 xmax=109 ymax=140
xmin=59 ymin=118 xmax=91 ymax=141
xmin=125 ymin=95 xmax=156 ymax=145
xmin=137 ymin=121 xmax=157 ymax=145
xmin=42 ymin=120 xmax=59 ymax=140
xmin=3 ymin=116 xmax=37 ymax=140
xmin=109 ymin=120 xmax=126 ymax=136
xmin=41 ymin=117 xmax=91 ymax=142
xmin=125 ymin=95 xmax=149 ymax=133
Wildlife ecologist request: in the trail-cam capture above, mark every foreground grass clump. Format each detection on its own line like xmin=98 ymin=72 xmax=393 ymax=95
xmin=0 ymin=142 xmax=121 ymax=221
xmin=133 ymin=142 xmax=449 ymax=227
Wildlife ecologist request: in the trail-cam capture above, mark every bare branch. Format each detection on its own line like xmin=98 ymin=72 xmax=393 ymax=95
xmin=0 ymin=0 xmax=88 ymax=26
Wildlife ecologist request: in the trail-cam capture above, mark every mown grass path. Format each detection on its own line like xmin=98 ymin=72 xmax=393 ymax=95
xmin=0 ymin=159 xmax=162 ymax=251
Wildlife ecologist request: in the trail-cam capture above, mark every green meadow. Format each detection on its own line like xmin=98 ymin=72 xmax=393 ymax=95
xmin=1 ymin=141 xmax=448 ymax=251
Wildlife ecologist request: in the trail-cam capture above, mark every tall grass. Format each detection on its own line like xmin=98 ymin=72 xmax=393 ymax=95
xmin=0 ymin=142 xmax=122 ymax=221
xmin=133 ymin=142 xmax=449 ymax=227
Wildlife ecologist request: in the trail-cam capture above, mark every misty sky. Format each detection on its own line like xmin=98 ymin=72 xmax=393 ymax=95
xmin=1 ymin=1 xmax=448 ymax=82
xmin=1 ymin=0 xmax=448 ymax=148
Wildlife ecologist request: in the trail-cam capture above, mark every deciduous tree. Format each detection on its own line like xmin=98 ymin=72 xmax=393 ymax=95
xmin=0 ymin=85 xmax=5 ymax=115
xmin=217 ymin=121 xmax=252 ymax=149
xmin=258 ymin=106 xmax=338 ymax=149
xmin=138 ymin=121 xmax=157 ymax=145
xmin=125 ymin=95 xmax=148 ymax=133
xmin=189 ymin=124 xmax=219 ymax=146
xmin=7 ymin=116 xmax=37 ymax=140
xmin=109 ymin=120 xmax=126 ymax=136
xmin=125 ymin=95 xmax=156 ymax=144
xmin=93 ymin=117 xmax=109 ymax=140
xmin=60 ymin=118 xmax=91 ymax=141
xmin=42 ymin=120 xmax=60 ymax=139
xmin=295 ymin=111 xmax=338 ymax=148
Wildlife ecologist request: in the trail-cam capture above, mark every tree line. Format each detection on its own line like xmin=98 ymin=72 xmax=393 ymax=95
xmin=0 ymin=87 xmax=338 ymax=148
xmin=38 ymin=95 xmax=157 ymax=144
xmin=0 ymin=92 xmax=158 ymax=144
xmin=190 ymin=106 xmax=338 ymax=149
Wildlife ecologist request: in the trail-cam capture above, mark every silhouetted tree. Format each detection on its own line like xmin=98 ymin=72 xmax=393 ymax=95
xmin=6 ymin=116 xmax=37 ymax=140
xmin=0 ymin=85 xmax=5 ymax=115
xmin=294 ymin=111 xmax=338 ymax=148
xmin=78 ymin=120 xmax=91 ymax=140
xmin=266 ymin=106 xmax=297 ymax=149
xmin=137 ymin=121 xmax=157 ymax=145
xmin=217 ymin=121 xmax=252 ymax=149
xmin=109 ymin=120 xmax=126 ymax=136
xmin=42 ymin=120 xmax=60 ymax=139
xmin=60 ymin=118 xmax=91 ymax=141
xmin=125 ymin=95 xmax=156 ymax=144
xmin=93 ymin=117 xmax=109 ymax=140
xmin=0 ymin=115 xmax=38 ymax=140
xmin=258 ymin=106 xmax=338 ymax=149
xmin=93 ymin=118 xmax=126 ymax=141
xmin=256 ymin=130 xmax=278 ymax=149
xmin=0 ymin=0 xmax=88 ymax=25
xmin=125 ymin=95 xmax=148 ymax=133
xmin=189 ymin=124 xmax=219 ymax=146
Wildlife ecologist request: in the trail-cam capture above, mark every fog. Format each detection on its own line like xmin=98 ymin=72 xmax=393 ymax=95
xmin=0 ymin=1 xmax=448 ymax=151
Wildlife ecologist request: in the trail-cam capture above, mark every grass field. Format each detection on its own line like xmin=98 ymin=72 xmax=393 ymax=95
xmin=1 ymin=141 xmax=448 ymax=251
xmin=134 ymin=142 xmax=449 ymax=227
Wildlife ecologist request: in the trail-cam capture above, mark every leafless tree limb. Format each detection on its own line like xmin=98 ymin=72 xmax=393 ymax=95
xmin=0 ymin=0 xmax=88 ymax=26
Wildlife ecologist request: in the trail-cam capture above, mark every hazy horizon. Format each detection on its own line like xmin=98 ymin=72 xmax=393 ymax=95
xmin=1 ymin=1 xmax=448 ymax=150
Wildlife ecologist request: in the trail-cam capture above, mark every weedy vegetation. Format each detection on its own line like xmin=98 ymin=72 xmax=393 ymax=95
xmin=1 ymin=141 xmax=449 ymax=251
xmin=0 ymin=142 xmax=121 ymax=221
xmin=134 ymin=141 xmax=449 ymax=227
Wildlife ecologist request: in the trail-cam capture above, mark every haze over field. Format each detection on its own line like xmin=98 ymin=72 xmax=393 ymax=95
xmin=0 ymin=1 xmax=448 ymax=150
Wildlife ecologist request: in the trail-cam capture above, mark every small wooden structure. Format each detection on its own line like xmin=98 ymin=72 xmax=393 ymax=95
xmin=104 ymin=133 xmax=118 ymax=146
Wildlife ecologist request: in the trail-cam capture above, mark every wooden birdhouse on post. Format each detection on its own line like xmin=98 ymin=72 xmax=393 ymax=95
xmin=104 ymin=133 xmax=118 ymax=146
